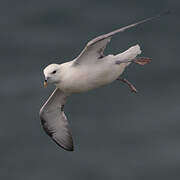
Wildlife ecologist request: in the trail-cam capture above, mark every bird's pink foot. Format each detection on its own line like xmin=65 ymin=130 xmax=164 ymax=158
xmin=117 ymin=78 xmax=138 ymax=93
xmin=133 ymin=57 xmax=152 ymax=65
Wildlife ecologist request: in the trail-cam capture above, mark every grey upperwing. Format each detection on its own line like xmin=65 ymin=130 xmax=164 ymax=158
xmin=73 ymin=11 xmax=170 ymax=65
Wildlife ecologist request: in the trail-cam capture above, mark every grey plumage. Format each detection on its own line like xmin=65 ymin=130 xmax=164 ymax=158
xmin=74 ymin=11 xmax=170 ymax=65
xmin=40 ymin=89 xmax=73 ymax=151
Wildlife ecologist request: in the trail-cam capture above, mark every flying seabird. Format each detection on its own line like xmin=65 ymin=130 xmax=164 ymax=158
xmin=40 ymin=11 xmax=170 ymax=151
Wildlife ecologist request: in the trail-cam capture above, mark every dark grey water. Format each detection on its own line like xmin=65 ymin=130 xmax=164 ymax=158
xmin=1 ymin=0 xmax=180 ymax=179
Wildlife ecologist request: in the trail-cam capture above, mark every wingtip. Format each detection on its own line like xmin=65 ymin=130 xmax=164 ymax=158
xmin=59 ymin=143 xmax=74 ymax=152
xmin=52 ymin=135 xmax=74 ymax=152
xmin=67 ymin=146 xmax=74 ymax=151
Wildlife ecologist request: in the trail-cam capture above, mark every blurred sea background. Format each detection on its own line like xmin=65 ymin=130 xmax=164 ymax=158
xmin=1 ymin=0 xmax=180 ymax=179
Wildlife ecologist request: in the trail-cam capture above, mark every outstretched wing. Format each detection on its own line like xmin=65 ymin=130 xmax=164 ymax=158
xmin=73 ymin=11 xmax=170 ymax=65
xmin=39 ymin=88 xmax=73 ymax=151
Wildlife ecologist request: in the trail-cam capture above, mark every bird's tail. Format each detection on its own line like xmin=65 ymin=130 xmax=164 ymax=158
xmin=114 ymin=44 xmax=142 ymax=64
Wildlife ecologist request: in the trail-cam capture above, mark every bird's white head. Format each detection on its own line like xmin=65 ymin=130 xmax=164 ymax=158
xmin=43 ymin=64 xmax=61 ymax=87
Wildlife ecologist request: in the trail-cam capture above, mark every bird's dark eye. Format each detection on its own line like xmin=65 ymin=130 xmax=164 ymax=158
xmin=52 ymin=70 xmax=57 ymax=74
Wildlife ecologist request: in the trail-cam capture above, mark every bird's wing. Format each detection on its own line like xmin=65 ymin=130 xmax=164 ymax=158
xmin=73 ymin=11 xmax=170 ymax=66
xmin=39 ymin=88 xmax=73 ymax=151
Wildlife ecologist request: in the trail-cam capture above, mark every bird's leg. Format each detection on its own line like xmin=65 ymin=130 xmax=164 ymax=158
xmin=133 ymin=57 xmax=152 ymax=65
xmin=117 ymin=78 xmax=138 ymax=93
